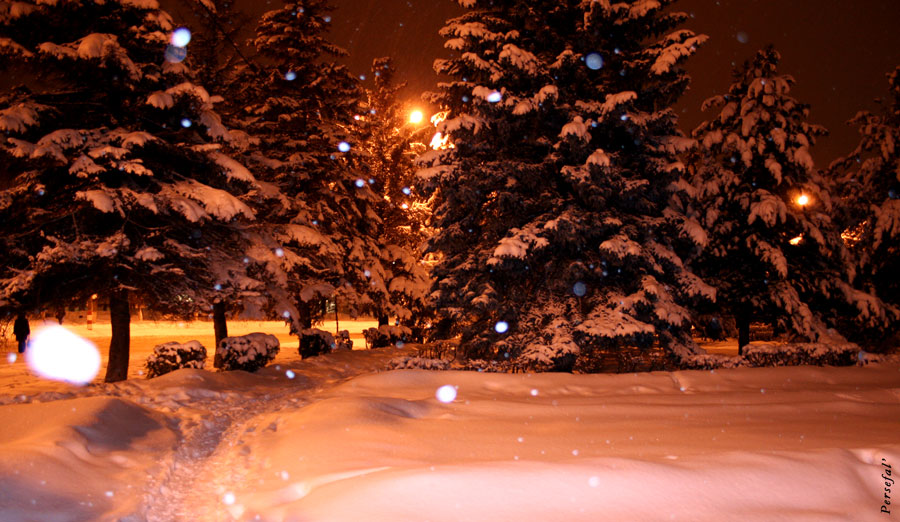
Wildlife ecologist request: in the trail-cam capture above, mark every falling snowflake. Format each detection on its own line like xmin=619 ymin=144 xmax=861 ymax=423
xmin=171 ymin=27 xmax=192 ymax=47
xmin=25 ymin=326 xmax=101 ymax=385
xmin=436 ymin=384 xmax=457 ymax=403
xmin=494 ymin=321 xmax=509 ymax=334
xmin=585 ymin=53 xmax=604 ymax=70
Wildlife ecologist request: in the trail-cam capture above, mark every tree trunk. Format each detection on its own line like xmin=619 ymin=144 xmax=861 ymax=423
xmin=298 ymin=300 xmax=312 ymax=330
xmin=105 ymin=289 xmax=130 ymax=382
xmin=737 ymin=313 xmax=751 ymax=356
xmin=213 ymin=300 xmax=228 ymax=348
xmin=377 ymin=314 xmax=389 ymax=327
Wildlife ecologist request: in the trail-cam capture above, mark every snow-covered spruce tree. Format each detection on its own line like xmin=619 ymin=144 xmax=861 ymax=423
xmin=829 ymin=65 xmax=900 ymax=346
xmin=689 ymin=47 xmax=891 ymax=353
xmin=358 ymin=57 xmax=432 ymax=329
xmin=0 ymin=0 xmax=262 ymax=381
xmin=418 ymin=0 xmax=711 ymax=371
xmin=180 ymin=0 xmax=253 ymax=96
xmin=228 ymin=1 xmax=387 ymax=340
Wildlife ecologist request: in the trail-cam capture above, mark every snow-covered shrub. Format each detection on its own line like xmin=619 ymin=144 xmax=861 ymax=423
xmin=677 ymin=343 xmax=863 ymax=369
xmin=417 ymin=340 xmax=458 ymax=360
xmin=677 ymin=353 xmax=747 ymax=370
xmin=335 ymin=330 xmax=353 ymax=351
xmin=299 ymin=328 xmax=335 ymax=359
xmin=364 ymin=325 xmax=412 ymax=349
xmin=214 ymin=333 xmax=280 ymax=372
xmin=461 ymin=359 xmax=521 ymax=373
xmin=386 ymin=356 xmax=451 ymax=371
xmin=145 ymin=341 xmax=207 ymax=378
xmin=572 ymin=343 xmax=671 ymax=374
xmin=742 ymin=343 xmax=859 ymax=367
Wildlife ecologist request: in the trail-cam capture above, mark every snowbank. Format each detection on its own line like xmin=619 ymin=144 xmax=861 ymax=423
xmin=0 ymin=396 xmax=177 ymax=521
xmin=1 ymin=336 xmax=898 ymax=520
xmin=219 ymin=365 xmax=900 ymax=521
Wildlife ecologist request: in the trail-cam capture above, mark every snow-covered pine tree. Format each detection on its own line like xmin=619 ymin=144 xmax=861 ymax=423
xmin=178 ymin=0 xmax=253 ymax=96
xmin=689 ymin=47 xmax=891 ymax=353
xmin=418 ymin=0 xmax=711 ymax=371
xmin=829 ymin=65 xmax=900 ymax=346
xmin=228 ymin=1 xmax=387 ymax=338
xmin=358 ymin=57 xmax=432 ymax=329
xmin=0 ymin=0 xmax=262 ymax=381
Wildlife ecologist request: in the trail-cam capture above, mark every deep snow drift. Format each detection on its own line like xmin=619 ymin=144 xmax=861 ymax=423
xmin=0 ymin=322 xmax=898 ymax=521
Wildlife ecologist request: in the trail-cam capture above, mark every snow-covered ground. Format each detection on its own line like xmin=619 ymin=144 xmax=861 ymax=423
xmin=1 ymin=321 xmax=898 ymax=521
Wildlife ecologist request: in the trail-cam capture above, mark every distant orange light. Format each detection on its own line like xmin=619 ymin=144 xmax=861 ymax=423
xmin=789 ymin=235 xmax=803 ymax=245
xmin=409 ymin=110 xmax=424 ymax=124
xmin=796 ymin=194 xmax=810 ymax=206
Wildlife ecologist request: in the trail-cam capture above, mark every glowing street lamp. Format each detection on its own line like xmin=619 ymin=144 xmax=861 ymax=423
xmin=409 ymin=110 xmax=424 ymax=125
xmin=796 ymin=194 xmax=810 ymax=207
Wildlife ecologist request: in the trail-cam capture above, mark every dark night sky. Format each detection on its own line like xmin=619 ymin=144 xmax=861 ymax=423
xmin=229 ymin=0 xmax=900 ymax=164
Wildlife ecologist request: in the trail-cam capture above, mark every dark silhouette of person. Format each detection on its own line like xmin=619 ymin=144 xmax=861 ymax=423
xmin=13 ymin=314 xmax=30 ymax=354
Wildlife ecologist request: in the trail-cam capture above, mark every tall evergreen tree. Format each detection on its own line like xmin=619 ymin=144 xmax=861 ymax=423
xmin=228 ymin=1 xmax=386 ymax=338
xmin=0 ymin=0 xmax=261 ymax=380
xmin=419 ymin=0 xmax=711 ymax=370
xmin=830 ymin=65 xmax=900 ymax=345
xmin=359 ymin=57 xmax=432 ymax=328
xmin=689 ymin=47 xmax=890 ymax=352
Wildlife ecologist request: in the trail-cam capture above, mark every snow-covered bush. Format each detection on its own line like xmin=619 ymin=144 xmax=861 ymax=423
xmin=386 ymin=356 xmax=451 ymax=371
xmin=299 ymin=328 xmax=335 ymax=359
xmin=335 ymin=330 xmax=353 ymax=351
xmin=677 ymin=353 xmax=747 ymax=370
xmin=742 ymin=343 xmax=859 ymax=367
xmin=145 ymin=341 xmax=207 ymax=378
xmin=678 ymin=343 xmax=862 ymax=369
xmin=364 ymin=325 xmax=412 ymax=349
xmin=461 ymin=359 xmax=521 ymax=373
xmin=214 ymin=333 xmax=280 ymax=372
xmin=572 ymin=344 xmax=671 ymax=374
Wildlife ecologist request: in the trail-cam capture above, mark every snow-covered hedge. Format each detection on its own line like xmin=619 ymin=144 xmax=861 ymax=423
xmin=214 ymin=333 xmax=280 ymax=372
xmin=145 ymin=341 xmax=207 ymax=378
xmin=364 ymin=325 xmax=412 ymax=349
xmin=386 ymin=356 xmax=451 ymax=371
xmin=299 ymin=328 xmax=335 ymax=359
xmin=679 ymin=343 xmax=862 ymax=369
xmin=742 ymin=343 xmax=859 ymax=367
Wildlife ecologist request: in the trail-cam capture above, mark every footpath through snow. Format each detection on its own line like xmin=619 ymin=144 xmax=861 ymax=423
xmin=0 ymin=333 xmax=898 ymax=521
